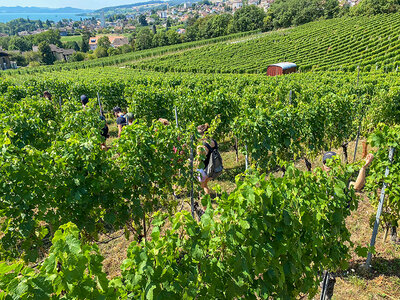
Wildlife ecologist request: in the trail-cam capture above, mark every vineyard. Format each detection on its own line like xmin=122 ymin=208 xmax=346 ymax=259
xmin=130 ymin=13 xmax=400 ymax=74
xmin=1 ymin=12 xmax=400 ymax=300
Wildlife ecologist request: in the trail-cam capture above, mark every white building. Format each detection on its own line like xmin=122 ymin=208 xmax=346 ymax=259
xmin=158 ymin=11 xmax=168 ymax=19
xmin=232 ymin=1 xmax=243 ymax=10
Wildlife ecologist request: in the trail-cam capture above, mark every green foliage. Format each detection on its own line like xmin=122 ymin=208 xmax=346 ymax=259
xmin=366 ymin=124 xmax=400 ymax=227
xmin=266 ymin=0 xmax=341 ymax=29
xmin=38 ymin=41 xmax=55 ymax=65
xmin=0 ymin=223 xmax=115 ymax=299
xmin=138 ymin=14 xmax=148 ymax=26
xmin=113 ymin=120 xmax=191 ymax=232
xmin=97 ymin=36 xmax=111 ymax=49
xmin=136 ymin=27 xmax=154 ymax=50
xmin=351 ymin=0 xmax=400 ymax=16
xmin=131 ymin=12 xmax=400 ymax=74
xmin=69 ymin=51 xmax=86 ymax=62
xmin=64 ymin=41 xmax=80 ymax=52
xmin=119 ymin=164 xmax=356 ymax=298
xmin=230 ymin=5 xmax=266 ymax=33
xmin=8 ymin=36 xmax=31 ymax=52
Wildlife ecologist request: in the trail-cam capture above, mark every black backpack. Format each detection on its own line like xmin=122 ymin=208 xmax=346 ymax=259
xmin=204 ymin=141 xmax=223 ymax=179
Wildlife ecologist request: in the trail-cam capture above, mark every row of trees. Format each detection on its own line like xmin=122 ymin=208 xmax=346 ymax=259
xmin=0 ymin=29 xmax=62 ymax=52
xmin=131 ymin=5 xmax=266 ymax=52
xmin=0 ymin=18 xmax=54 ymax=35
xmin=265 ymin=0 xmax=400 ymax=31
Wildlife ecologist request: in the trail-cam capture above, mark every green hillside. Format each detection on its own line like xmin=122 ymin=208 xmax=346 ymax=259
xmin=130 ymin=13 xmax=400 ymax=73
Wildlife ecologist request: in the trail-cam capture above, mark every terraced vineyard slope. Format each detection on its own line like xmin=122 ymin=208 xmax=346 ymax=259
xmin=130 ymin=13 xmax=400 ymax=73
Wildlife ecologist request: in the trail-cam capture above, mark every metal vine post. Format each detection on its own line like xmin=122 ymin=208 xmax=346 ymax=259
xmin=365 ymin=147 xmax=395 ymax=268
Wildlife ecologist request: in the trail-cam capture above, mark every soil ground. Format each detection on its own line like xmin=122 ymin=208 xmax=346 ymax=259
xmin=101 ymin=121 xmax=400 ymax=299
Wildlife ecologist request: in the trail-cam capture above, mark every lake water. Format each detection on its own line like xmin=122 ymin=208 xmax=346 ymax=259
xmin=0 ymin=13 xmax=89 ymax=23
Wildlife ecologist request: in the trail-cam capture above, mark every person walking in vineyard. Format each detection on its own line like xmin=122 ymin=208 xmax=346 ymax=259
xmin=196 ymin=123 xmax=223 ymax=197
xmin=113 ymin=106 xmax=127 ymax=138
xmin=322 ymin=151 xmax=374 ymax=192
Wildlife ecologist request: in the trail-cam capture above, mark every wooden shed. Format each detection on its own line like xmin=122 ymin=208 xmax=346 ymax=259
xmin=267 ymin=62 xmax=297 ymax=76
xmin=0 ymin=51 xmax=11 ymax=70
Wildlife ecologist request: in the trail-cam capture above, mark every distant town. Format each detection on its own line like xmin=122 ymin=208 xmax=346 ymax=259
xmin=0 ymin=0 xmax=361 ymax=70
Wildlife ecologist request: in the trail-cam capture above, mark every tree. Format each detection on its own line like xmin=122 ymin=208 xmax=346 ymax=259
xmin=210 ymin=14 xmax=232 ymax=38
xmin=98 ymin=36 xmax=111 ymax=48
xmin=69 ymin=51 xmax=86 ymax=62
xmin=8 ymin=36 xmax=30 ymax=52
xmin=351 ymin=0 xmax=400 ymax=15
xmin=167 ymin=30 xmax=181 ymax=45
xmin=81 ymin=33 xmax=90 ymax=53
xmin=152 ymin=31 xmax=168 ymax=47
xmin=135 ymin=27 xmax=153 ymax=50
xmin=138 ymin=14 xmax=148 ymax=26
xmin=33 ymin=29 xmax=62 ymax=47
xmin=325 ymin=0 xmax=340 ymax=18
xmin=231 ymin=5 xmax=266 ymax=33
xmin=166 ymin=18 xmax=172 ymax=29
xmin=64 ymin=41 xmax=80 ymax=51
xmin=118 ymin=44 xmax=133 ymax=54
xmin=10 ymin=52 xmax=27 ymax=67
xmin=94 ymin=46 xmax=108 ymax=58
xmin=24 ymin=51 xmax=41 ymax=64
xmin=38 ymin=42 xmax=55 ymax=65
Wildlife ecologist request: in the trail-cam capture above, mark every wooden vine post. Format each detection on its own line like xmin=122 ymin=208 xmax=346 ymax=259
xmin=365 ymin=147 xmax=395 ymax=268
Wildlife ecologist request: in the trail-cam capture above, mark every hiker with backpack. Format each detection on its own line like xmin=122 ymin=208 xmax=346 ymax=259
xmin=126 ymin=113 xmax=135 ymax=126
xmin=113 ymin=106 xmax=127 ymax=138
xmin=196 ymin=123 xmax=223 ymax=196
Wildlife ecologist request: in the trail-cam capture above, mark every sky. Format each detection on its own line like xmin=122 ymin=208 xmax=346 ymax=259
xmin=0 ymin=1 xmax=144 ymax=10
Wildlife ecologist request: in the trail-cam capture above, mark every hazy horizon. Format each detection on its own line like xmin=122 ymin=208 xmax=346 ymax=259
xmin=0 ymin=1 xmax=147 ymax=10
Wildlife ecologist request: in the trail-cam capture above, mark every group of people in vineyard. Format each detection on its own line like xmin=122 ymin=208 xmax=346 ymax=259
xmin=43 ymin=90 xmax=380 ymax=216
xmin=47 ymin=92 xmax=223 ymax=200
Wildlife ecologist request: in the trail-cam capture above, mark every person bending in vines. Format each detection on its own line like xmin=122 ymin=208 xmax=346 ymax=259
xmin=81 ymin=95 xmax=89 ymax=109
xmin=113 ymin=106 xmax=127 ymax=138
xmin=322 ymin=151 xmax=374 ymax=191
xmin=196 ymin=123 xmax=218 ymax=197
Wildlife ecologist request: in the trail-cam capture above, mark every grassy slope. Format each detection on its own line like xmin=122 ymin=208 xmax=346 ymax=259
xmin=60 ymin=35 xmax=82 ymax=43
xmin=130 ymin=13 xmax=400 ymax=74
xmin=101 ymin=122 xmax=400 ymax=299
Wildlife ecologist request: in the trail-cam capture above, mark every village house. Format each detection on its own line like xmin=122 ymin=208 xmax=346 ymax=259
xmin=49 ymin=44 xmax=75 ymax=61
xmin=89 ymin=36 xmax=129 ymax=50
xmin=32 ymin=44 xmax=75 ymax=61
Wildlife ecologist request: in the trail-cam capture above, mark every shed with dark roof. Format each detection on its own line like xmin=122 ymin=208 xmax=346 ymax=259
xmin=267 ymin=62 xmax=297 ymax=76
